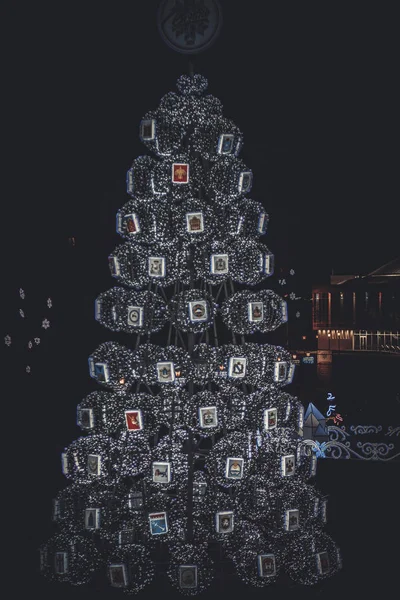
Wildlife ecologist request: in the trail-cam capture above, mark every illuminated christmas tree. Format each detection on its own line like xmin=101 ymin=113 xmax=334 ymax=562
xmin=39 ymin=73 xmax=341 ymax=595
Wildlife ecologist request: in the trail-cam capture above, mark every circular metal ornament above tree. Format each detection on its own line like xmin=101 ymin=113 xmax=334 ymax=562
xmin=157 ymin=0 xmax=222 ymax=54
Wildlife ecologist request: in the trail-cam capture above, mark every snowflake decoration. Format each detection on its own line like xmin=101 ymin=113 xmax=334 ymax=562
xmin=47 ymin=298 xmax=52 ymax=308
xmin=42 ymin=318 xmax=50 ymax=330
xmin=279 ymin=278 xmax=286 ymax=286
xmin=296 ymin=311 xmax=300 ymax=318
xmin=4 ymin=335 xmax=12 ymax=347
xmin=19 ymin=288 xmax=25 ymax=299
xmin=28 ymin=340 xmax=33 ymax=349
xmin=290 ymin=269 xmax=295 ymax=276
xmin=26 ymin=366 xmax=31 ymax=373
xmin=289 ymin=292 xmax=296 ymax=301
xmin=34 ymin=337 xmax=41 ymax=345
xmin=19 ymin=309 xmax=25 ymax=318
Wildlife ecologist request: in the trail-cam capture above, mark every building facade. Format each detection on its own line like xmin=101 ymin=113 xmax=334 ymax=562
xmin=312 ymin=257 xmax=400 ymax=353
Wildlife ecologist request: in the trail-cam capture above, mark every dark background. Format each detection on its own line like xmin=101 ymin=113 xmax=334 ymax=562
xmin=2 ymin=0 xmax=399 ymax=598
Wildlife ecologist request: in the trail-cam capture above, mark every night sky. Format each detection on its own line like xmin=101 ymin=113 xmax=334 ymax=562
xmin=2 ymin=1 xmax=399 ymax=598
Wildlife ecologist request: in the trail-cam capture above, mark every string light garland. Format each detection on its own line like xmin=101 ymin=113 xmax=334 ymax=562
xmin=243 ymin=388 xmax=304 ymax=438
xmin=109 ymin=240 xmax=191 ymax=289
xmin=126 ymin=155 xmax=157 ymax=198
xmin=116 ymin=199 xmax=171 ymax=243
xmin=61 ymin=433 xmax=122 ymax=484
xmin=53 ymin=481 xmax=125 ymax=534
xmin=104 ymin=392 xmax=163 ymax=436
xmin=106 ymin=544 xmax=155 ymax=594
xmin=284 ymin=528 xmax=341 ymax=585
xmin=88 ymin=341 xmax=135 ymax=392
xmin=158 ymin=388 xmax=191 ymax=428
xmin=95 ymin=288 xmax=168 ymax=335
xmin=210 ymin=343 xmax=295 ymax=388
xmin=231 ymin=535 xmax=285 ymax=587
xmin=191 ymin=343 xmax=218 ymax=385
xmin=220 ymin=518 xmax=263 ymax=560
xmin=39 ymin=532 xmax=102 ymax=585
xmin=133 ymin=343 xmax=194 ymax=388
xmin=41 ymin=71 xmax=341 ymax=595
xmin=208 ymin=156 xmax=253 ymax=202
xmin=204 ymin=431 xmax=252 ymax=489
xmin=221 ymin=289 xmax=287 ymax=334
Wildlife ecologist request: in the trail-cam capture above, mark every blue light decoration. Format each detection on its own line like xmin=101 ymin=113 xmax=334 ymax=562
xmin=303 ymin=404 xmax=329 ymax=443
xmin=313 ymin=442 xmax=328 ymax=459
xmin=325 ymin=393 xmax=343 ymax=427
xmin=302 ymin=356 xmax=315 ymax=364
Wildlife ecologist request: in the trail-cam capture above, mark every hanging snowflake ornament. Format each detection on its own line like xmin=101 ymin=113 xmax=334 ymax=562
xmin=296 ymin=311 xmax=301 ymax=318
xmin=28 ymin=341 xmax=33 ymax=349
xmin=279 ymin=278 xmax=286 ymax=286
xmin=42 ymin=318 xmax=51 ymax=329
xmin=4 ymin=335 xmax=11 ymax=346
xmin=19 ymin=309 xmax=25 ymax=318
xmin=289 ymin=292 xmax=296 ymax=301
xmin=47 ymin=298 xmax=52 ymax=308
xmin=26 ymin=366 xmax=31 ymax=373
xmin=290 ymin=269 xmax=295 ymax=276
xmin=34 ymin=337 xmax=41 ymax=345
xmin=19 ymin=288 xmax=25 ymax=299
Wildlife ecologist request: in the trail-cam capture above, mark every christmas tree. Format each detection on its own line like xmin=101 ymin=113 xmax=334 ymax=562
xmin=39 ymin=73 xmax=341 ymax=595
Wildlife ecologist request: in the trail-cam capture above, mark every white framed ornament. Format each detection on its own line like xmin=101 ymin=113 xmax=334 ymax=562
xmin=117 ymin=212 xmax=140 ymax=236
xmin=263 ymin=408 xmax=277 ymax=430
xmin=248 ymin=302 xmax=264 ymax=322
xmin=109 ymin=563 xmax=128 ymax=588
xmin=186 ymin=211 xmax=204 ymax=233
xmin=257 ymin=554 xmax=276 ymax=578
xmin=199 ymin=406 xmax=218 ymax=428
xmin=273 ymin=361 xmax=287 ymax=383
xmin=156 ymin=361 xmax=176 ymax=383
xmin=228 ymin=357 xmax=247 ymax=378
xmin=210 ymin=253 xmax=229 ymax=275
xmin=225 ymin=457 xmax=244 ymax=479
xmin=152 ymin=461 xmax=171 ymax=484
xmin=54 ymin=552 xmax=68 ymax=574
xmin=188 ymin=300 xmax=208 ymax=322
xmin=172 ymin=163 xmax=189 ymax=184
xmin=281 ymin=454 xmax=295 ymax=477
xmin=215 ymin=511 xmax=234 ymax=533
xmin=238 ymin=170 xmax=253 ymax=193
xmin=127 ymin=306 xmax=143 ymax=327
xmin=124 ymin=410 xmax=144 ymax=432
xmin=84 ymin=508 xmax=101 ymax=530
xmin=264 ymin=252 xmax=274 ymax=276
xmin=148 ymin=256 xmax=166 ymax=278
xmin=217 ymin=133 xmax=235 ymax=155
xmin=108 ymin=255 xmax=121 ymax=277
xmin=140 ymin=118 xmax=156 ymax=141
